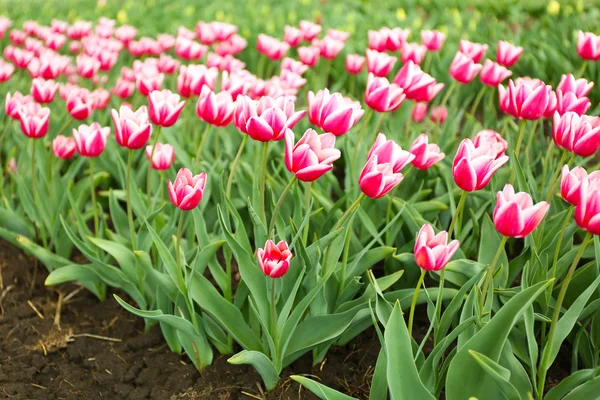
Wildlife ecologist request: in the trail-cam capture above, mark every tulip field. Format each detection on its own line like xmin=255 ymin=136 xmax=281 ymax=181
xmin=3 ymin=0 xmax=600 ymax=399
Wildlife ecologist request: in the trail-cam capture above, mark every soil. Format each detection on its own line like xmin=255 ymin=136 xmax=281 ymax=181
xmin=0 ymin=239 xmax=380 ymax=400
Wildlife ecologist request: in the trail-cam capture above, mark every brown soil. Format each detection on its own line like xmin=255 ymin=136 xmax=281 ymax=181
xmin=0 ymin=239 xmax=379 ymax=400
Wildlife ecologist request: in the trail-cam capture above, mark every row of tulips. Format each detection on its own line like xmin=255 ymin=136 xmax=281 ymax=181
xmin=1 ymin=14 xmax=600 ymax=400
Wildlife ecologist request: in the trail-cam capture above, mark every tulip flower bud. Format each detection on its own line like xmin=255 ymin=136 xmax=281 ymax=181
xmin=307 ymin=89 xmax=364 ymax=136
xmin=0 ymin=59 xmax=15 ymax=82
xmin=577 ymin=31 xmax=600 ymax=61
xmin=72 ymin=122 xmax=110 ymax=157
xmin=18 ymin=103 xmax=50 ymax=139
xmin=257 ymin=240 xmax=292 ymax=278
xmin=401 ymin=42 xmax=427 ymax=64
xmin=430 ymin=106 xmax=447 ymax=125
xmin=365 ymin=74 xmax=405 ymax=113
xmin=421 ymin=30 xmax=446 ymax=52
xmin=345 ymin=54 xmax=365 ymax=74
xmin=459 ymin=39 xmax=488 ymax=63
xmin=552 ymin=112 xmax=600 ymax=157
xmin=111 ymin=105 xmax=152 ymax=150
xmin=66 ymin=88 xmax=94 ymax=120
xmin=284 ymin=129 xmax=341 ymax=182
xmin=493 ymin=184 xmax=549 ymax=238
xmin=449 ymin=51 xmax=483 ymax=84
xmin=52 ymin=135 xmax=76 ymax=160
xmin=168 ymin=168 xmax=207 ymax=210
xmin=299 ymin=20 xmax=322 ymax=42
xmin=498 ymin=78 xmax=553 ymax=121
xmin=561 ymin=165 xmax=600 ymax=206
xmin=366 ymin=49 xmax=396 ymax=77
xmin=412 ymin=102 xmax=428 ymax=123
xmin=452 ymin=138 xmax=509 ymax=192
xmin=472 ymin=129 xmax=508 ymax=159
xmin=480 ymin=60 xmax=512 ymax=87
xmin=496 ymin=40 xmax=523 ymax=67
xmin=146 ymin=143 xmax=175 ymax=170
xmin=284 ymin=25 xmax=302 ymax=47
xmin=409 ymin=134 xmax=445 ymax=170
xmin=414 ymin=224 xmax=459 ymax=271
xmin=5 ymin=92 xmax=33 ymax=120
xmin=393 ymin=61 xmax=444 ymax=102
xmin=297 ymin=46 xmax=320 ymax=67
xmin=148 ymin=89 xmax=186 ymax=127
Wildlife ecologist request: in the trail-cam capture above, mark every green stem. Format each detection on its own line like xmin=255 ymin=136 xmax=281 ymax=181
xmin=513 ymin=119 xmax=527 ymax=158
xmin=176 ymin=210 xmax=185 ymax=287
xmin=31 ymin=139 xmax=37 ymax=206
xmin=126 ymin=150 xmax=137 ymax=249
xmin=350 ymin=108 xmax=374 ymax=179
xmin=525 ymin=119 xmax=540 ymax=155
xmin=404 ymin=102 xmax=414 ymax=136
xmin=302 ymin=181 xmax=312 ymax=244
xmin=433 ymin=269 xmax=445 ymax=345
xmin=337 ymin=224 xmax=354 ymax=297
xmin=479 ymin=235 xmax=508 ymax=312
xmin=349 ymin=74 xmax=355 ymax=98
xmin=146 ymin=125 xmax=162 ymax=198
xmin=321 ymin=59 xmax=332 ymax=90
xmin=545 ymin=152 xmax=575 ymax=203
xmin=422 ymin=52 xmax=432 ymax=74
xmin=226 ymin=134 xmax=248 ymax=198
xmin=194 ymin=124 xmax=212 ymax=167
xmin=447 ymin=191 xmax=467 ymax=239
xmin=335 ymin=193 xmax=365 ymax=231
xmin=385 ymin=167 xmax=413 ymax=244
xmin=268 ymin=176 xmax=297 ymax=237
xmin=439 ymin=80 xmax=457 ymax=110
xmin=89 ymin=158 xmax=99 ymax=237
xmin=408 ymin=269 xmax=427 ymax=337
xmin=0 ymin=118 xmax=10 ymax=171
xmin=469 ymin=85 xmax=487 ymax=116
xmin=259 ymin=141 xmax=270 ymax=224
xmin=369 ymin=112 xmax=387 ymax=147
xmin=270 ymin=278 xmax=277 ymax=347
xmin=577 ymin=60 xmax=588 ymax=79
xmin=537 ymin=233 xmax=592 ymax=398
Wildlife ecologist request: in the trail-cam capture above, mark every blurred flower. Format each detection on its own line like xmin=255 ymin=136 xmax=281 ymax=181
xmin=281 ymin=57 xmax=309 ymax=75
xmin=113 ymin=78 xmax=135 ymax=99
xmin=449 ymin=51 xmax=482 ymax=84
xmin=72 ymin=122 xmax=110 ymax=157
xmin=496 ymin=40 xmax=523 ymax=67
xmin=284 ymin=128 xmax=341 ymax=181
xmin=365 ymin=73 xmax=406 ymax=112
xmin=145 ymin=143 xmax=175 ymax=170
xmin=257 ymin=240 xmax=292 ymax=278
xmin=414 ymin=224 xmax=459 ymax=271
xmin=452 ymin=138 xmax=509 ymax=192
xmin=421 ymin=30 xmax=446 ymax=51
xmin=412 ymin=102 xmax=428 ymax=122
xmin=257 ymin=34 xmax=289 ymax=61
xmin=284 ymin=25 xmax=302 ymax=47
xmin=577 ymin=31 xmax=600 ymax=61
xmin=555 ymin=90 xmax=591 ymax=115
xmin=401 ymin=42 xmax=427 ymax=64
xmin=18 ymin=103 xmax=50 ymax=139
xmin=494 ymin=184 xmax=549 ymax=237
xmin=168 ymin=168 xmax=207 ymax=210
xmin=66 ymin=88 xmax=94 ymax=120
xmin=299 ymin=20 xmax=322 ymax=42
xmin=557 ymin=73 xmax=594 ymax=97
xmin=366 ymin=49 xmax=396 ymax=77
xmin=196 ymin=86 xmax=235 ymax=127
xmin=5 ymin=92 xmax=33 ymax=120
xmin=31 ymin=78 xmax=58 ymax=104
xmin=0 ymin=60 xmax=15 ymax=82
xmin=297 ymin=46 xmax=320 ymax=67
xmin=76 ymin=54 xmax=100 ymax=79
xmin=175 ymin=37 xmax=207 ymax=61
xmin=480 ymin=59 xmax=512 ymax=86
xmin=346 ymin=54 xmax=365 ymax=74
xmin=547 ymin=0 xmax=560 ymax=15
xmin=430 ymin=106 xmax=447 ymax=124
xmin=459 ymin=39 xmax=488 ymax=63
xmin=115 ymin=25 xmax=137 ymax=45
xmin=313 ymin=36 xmax=344 ymax=59
xmin=394 ymin=61 xmax=443 ymax=102
xmin=52 ymin=135 xmax=76 ymax=160
xmin=136 ymin=65 xmax=164 ymax=96
xmin=409 ymin=133 xmax=444 ymax=170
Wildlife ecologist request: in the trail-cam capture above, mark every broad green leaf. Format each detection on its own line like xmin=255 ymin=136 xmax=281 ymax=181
xmin=469 ymin=350 xmax=521 ymax=400
xmin=228 ymin=350 xmax=280 ymax=391
xmin=545 ymin=368 xmax=600 ymax=400
xmin=291 ymin=375 xmax=358 ymax=400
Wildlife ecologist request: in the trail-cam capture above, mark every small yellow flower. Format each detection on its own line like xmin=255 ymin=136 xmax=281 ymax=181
xmin=547 ymin=0 xmax=560 ymax=15
xmin=575 ymin=0 xmax=584 ymax=13
xmin=215 ymin=10 xmax=225 ymax=21
xmin=396 ymin=8 xmax=406 ymax=21
xmin=116 ymin=10 xmax=128 ymax=24
xmin=287 ymin=11 xmax=297 ymax=24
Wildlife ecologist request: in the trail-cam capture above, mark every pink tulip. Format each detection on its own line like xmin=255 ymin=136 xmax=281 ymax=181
xmin=459 ymin=39 xmax=488 ymax=63
xmin=345 ymin=54 xmax=365 ymax=74
xmin=157 ymin=34 xmax=176 ymax=51
xmin=284 ymin=128 xmax=341 ymax=181
xmin=281 ymin=57 xmax=309 ymax=75
xmin=412 ymin=102 xmax=428 ymax=123
xmin=365 ymin=73 xmax=406 ymax=113
xmin=90 ymin=89 xmax=111 ymax=110
xmin=393 ymin=61 xmax=444 ymax=102
xmin=257 ymin=240 xmax=292 ymax=278
xmin=498 ymin=78 xmax=553 ymax=120
xmin=52 ymin=135 xmax=76 ymax=160
xmin=206 ymin=53 xmax=245 ymax=73
xmin=76 ymin=54 xmax=100 ymax=79
xmin=368 ymin=133 xmax=414 ymax=173
xmin=414 ymin=224 xmax=459 ymax=271
xmin=45 ymin=33 xmax=66 ymax=51
xmin=298 ymin=46 xmax=320 ymax=67
xmin=69 ymin=41 xmax=82 ymax=54
xmin=257 ymin=34 xmax=289 ymax=61
xmin=308 ymin=89 xmax=364 ymax=136
xmin=496 ymin=40 xmax=523 ymax=67
xmin=31 ymin=78 xmax=58 ymax=104
xmin=116 ymin=25 xmax=137 ymax=45
xmin=284 ymin=25 xmax=302 ymax=47
xmin=72 ymin=122 xmax=110 ymax=157
xmin=449 ymin=51 xmax=483 ymax=84
xmin=234 ymin=95 xmax=305 ymax=142
xmin=421 ymin=30 xmax=446 ymax=52
xmin=168 ymin=168 xmax=207 ymax=210
xmin=366 ymin=49 xmax=396 ymax=77
xmin=177 ymin=65 xmax=218 ymax=98
xmin=430 ymin=106 xmax=447 ymax=124
xmin=552 ymin=112 xmax=600 ymax=157
xmin=50 ymin=19 xmax=67 ymax=33
xmin=136 ymin=67 xmax=164 ymax=97
xmin=557 ymin=74 xmax=594 ymax=98
xmin=148 ymin=89 xmax=186 ymax=128
xmin=299 ymin=20 xmax=322 ymax=42
xmin=145 ymin=143 xmax=175 ymax=170
xmin=5 ymin=92 xmax=33 ymax=120
xmin=575 ymin=177 xmax=600 ymax=234
xmin=494 ymin=184 xmax=549 ymax=238
xmin=66 ymin=88 xmax=94 ymax=120
xmin=213 ymin=34 xmax=247 ymax=56
xmin=368 ymin=29 xmax=388 ymax=52
xmin=0 ymin=16 xmax=12 ymax=38
xmin=0 ymin=59 xmax=14 ymax=82
xmin=210 ymin=21 xmax=237 ymax=42
xmin=113 ymin=78 xmax=135 ymax=99
xmin=196 ymin=86 xmax=235 ymax=127
xmin=9 ymin=47 xmax=34 ymax=69
xmin=409 ymin=134 xmax=445 ymax=170
xmin=561 ymin=165 xmax=600 ymax=206
xmin=18 ymin=103 xmax=50 ymax=139
xmin=9 ymin=30 xmax=26 ymax=46
xmin=577 ymin=31 xmax=600 ymax=61
xmin=314 ymin=36 xmax=345 ymax=60
xmin=473 ymin=129 xmax=508 ymax=159
xmin=220 ymin=71 xmax=247 ymax=99
xmin=452 ymin=138 xmax=509 ymax=192
xmin=175 ymin=37 xmax=207 ymax=61
xmin=401 ymin=42 xmax=427 ymax=64
xmin=112 ymin=105 xmax=153 ymax=150
xmin=326 ymin=28 xmax=350 ymax=42
xmin=359 ymin=155 xmax=404 ymax=199
xmin=555 ymin=91 xmax=591 ymax=116
xmin=480 ymin=60 xmax=512 ymax=86
xmin=157 ymin=54 xmax=179 ymax=74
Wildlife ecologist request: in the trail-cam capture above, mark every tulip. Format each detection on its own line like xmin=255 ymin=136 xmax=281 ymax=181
xmin=552 ymin=112 xmax=600 ymax=157
xmin=72 ymin=122 xmax=111 ymax=157
xmin=365 ymin=49 xmax=396 ymax=77
xmin=364 ymin=73 xmax=406 ymax=113
xmin=409 ymin=134 xmax=445 ymax=170
xmin=297 ymin=46 xmax=320 ymax=67
xmin=196 ymin=86 xmax=235 ymax=127
xmin=284 ymin=128 xmax=341 ymax=182
xmin=345 ymin=54 xmax=365 ymax=74
xmin=430 ymin=106 xmax=447 ymax=124
xmin=213 ymin=34 xmax=247 ymax=56
xmin=452 ymin=138 xmax=509 ymax=192
xmin=5 ymin=92 xmax=33 ymax=120
xmin=175 ymin=37 xmax=207 ymax=61
xmin=555 ymin=91 xmax=591 ymax=116
xmin=9 ymin=47 xmax=34 ymax=69
xmin=148 ymin=89 xmax=186 ymax=128
xmin=145 ymin=143 xmax=175 ymax=170
xmin=393 ymin=61 xmax=443 ymax=102
xmin=284 ymin=25 xmax=302 ymax=47
xmin=307 ymin=89 xmax=364 ymax=136
xmin=168 ymin=168 xmax=207 ymax=210
xmin=561 ymin=165 xmax=600 ymax=206
xmin=326 ymin=28 xmax=350 ymax=42
xmin=421 ymin=30 xmax=446 ymax=51
xmin=493 ymin=184 xmax=549 ymax=238
xmin=113 ymin=78 xmax=135 ymax=99
xmin=383 ymin=27 xmax=410 ymax=51
xmin=157 ymin=54 xmax=179 ymax=74
xmin=9 ymin=30 xmax=26 ymax=46
xmin=76 ymin=54 xmax=100 ymax=79
xmin=414 ymin=224 xmax=459 ymax=271
xmin=401 ymin=42 xmax=427 ymax=64
xmin=498 ymin=78 xmax=553 ymax=120
xmin=257 ymin=240 xmax=292 ymax=278
xmin=480 ymin=60 xmax=512 ymax=86
xmin=557 ymin=74 xmax=593 ymax=98
xmin=412 ymin=102 xmax=428 ymax=123
xmin=496 ymin=40 xmax=523 ymax=67
xmin=52 ymin=135 xmax=76 ymax=160
xmin=473 ymin=129 xmax=508 ymax=158
xmin=206 ymin=53 xmax=245 ymax=73
xmin=18 ymin=103 xmax=50 ymax=139
xmin=210 ymin=21 xmax=237 ymax=42
xmin=115 ymin=25 xmax=137 ymax=45
xmin=577 ymin=31 xmax=600 ymax=61
xmin=459 ymin=39 xmax=488 ymax=63
xmin=157 ymin=34 xmax=176 ymax=51
xmin=177 ymin=65 xmax=218 ymax=98
xmin=136 ymin=68 xmax=165 ymax=97
xmin=368 ymin=133 xmax=414 ymax=171
xmin=0 ymin=59 xmax=14 ymax=82
xmin=314 ymin=36 xmax=345 ymax=59
xmin=449 ymin=51 xmax=483 ymax=84
xmin=299 ymin=20 xmax=322 ymax=42
xmin=257 ymin=34 xmax=289 ymax=61
xmin=281 ymin=57 xmax=309 ymax=75
xmin=233 ymin=95 xmax=306 ymax=142
xmin=112 ymin=105 xmax=153 ymax=150
xmin=358 ymin=155 xmax=404 ymax=199
xmin=66 ymin=88 xmax=94 ymax=120
xmin=31 ymin=78 xmax=58 ymax=104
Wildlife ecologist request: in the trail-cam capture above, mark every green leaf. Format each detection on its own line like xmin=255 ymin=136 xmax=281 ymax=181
xmin=385 ymin=303 xmax=436 ymax=400
xmin=228 ymin=350 xmax=280 ymax=391
xmin=291 ymin=375 xmax=358 ymax=400
xmin=88 ymin=237 xmax=139 ymax=286
xmin=562 ymin=376 xmax=600 ymax=400
xmin=478 ymin=215 xmax=508 ymax=288
xmin=469 ymin=350 xmax=521 ymax=400
xmin=145 ymin=221 xmax=184 ymax=293
xmin=545 ymin=368 xmax=600 ymax=400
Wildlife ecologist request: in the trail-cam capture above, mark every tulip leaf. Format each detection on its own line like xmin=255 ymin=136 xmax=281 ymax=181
xmin=545 ymin=368 xmax=600 ymax=400
xmin=145 ymin=220 xmax=184 ymax=293
xmin=478 ymin=214 xmax=509 ymax=289
xmin=291 ymin=375 xmax=358 ymax=400
xmin=562 ymin=376 xmax=600 ymax=400
xmin=88 ymin=237 xmax=140 ymax=287
xmin=468 ymin=350 xmax=521 ymax=400
xmin=228 ymin=350 xmax=280 ymax=391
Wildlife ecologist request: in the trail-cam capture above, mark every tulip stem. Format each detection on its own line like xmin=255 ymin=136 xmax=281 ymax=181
xmin=337 ymin=224 xmax=354 ymax=297
xmin=479 ymin=235 xmax=508 ymax=313
xmin=404 ymin=102 xmax=414 ymax=136
xmin=469 ymin=85 xmax=487 ymax=116
xmin=439 ymin=80 xmax=457 ymax=110
xmin=408 ymin=269 xmax=427 ymax=337
xmin=537 ymin=232 xmax=592 ymax=399
xmin=433 ymin=269 xmax=445 ymax=345
xmin=545 ymin=152 xmax=575 ymax=203
xmin=194 ymin=124 xmax=212 ymax=168
xmin=336 ymin=193 xmax=365 ymax=231
xmin=422 ymin=52 xmax=432 ymax=74
xmin=350 ymin=108 xmax=374 ymax=180
xmin=0 ymin=118 xmax=10 ymax=182
xmin=259 ymin=141 xmax=270 ymax=224
xmin=348 ymin=74 xmax=356 ymax=98
xmin=226 ymin=134 xmax=248 ymax=199
xmin=126 ymin=149 xmax=137 ymax=249
xmin=268 ymin=176 xmax=297 ymax=238
xmin=447 ymin=190 xmax=467 ymax=239
xmin=302 ymin=181 xmax=312 ymax=244
xmin=513 ymin=119 xmax=527 ymax=159
xmin=369 ymin=112 xmax=387 ymax=147
xmin=146 ymin=125 xmax=162 ymax=198
xmin=525 ymin=119 xmax=540 ymax=155
xmin=385 ymin=166 xmax=413 ymax=244
xmin=176 ymin=210 xmax=185 ymax=287
xmin=89 ymin=158 xmax=99 ymax=238
xmin=270 ymin=278 xmax=277 ymax=351
xmin=577 ymin=61 xmax=588 ymax=79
